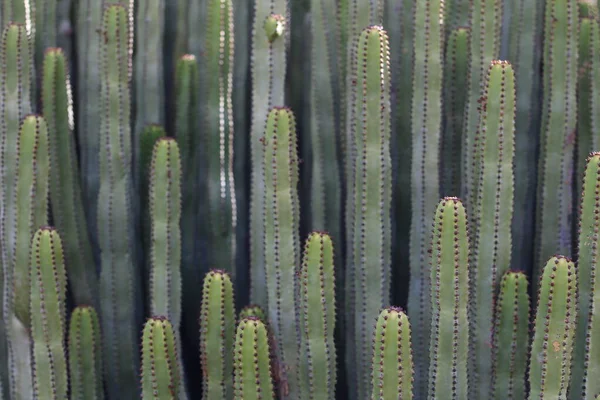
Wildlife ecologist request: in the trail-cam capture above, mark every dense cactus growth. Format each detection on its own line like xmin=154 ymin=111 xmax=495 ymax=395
xmin=68 ymin=306 xmax=103 ymax=400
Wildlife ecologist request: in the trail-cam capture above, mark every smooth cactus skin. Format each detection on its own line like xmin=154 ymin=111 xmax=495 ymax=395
xmin=42 ymin=48 xmax=97 ymax=309
xmin=199 ymin=269 xmax=235 ymax=399
xmin=408 ymin=0 xmax=444 ymax=395
xmin=528 ymin=256 xmax=577 ymax=400
xmin=441 ymin=27 xmax=469 ymax=196
xmin=140 ymin=317 xmax=182 ymax=400
xmin=233 ymin=317 xmax=276 ymax=400
xmin=68 ymin=306 xmax=103 ymax=400
xmin=535 ymin=0 xmax=578 ymax=276
xmin=491 ymin=271 xmax=529 ymax=399
xmin=299 ymin=232 xmax=337 ymax=399
xmin=468 ymin=60 xmax=516 ymax=399
xmin=204 ymin=0 xmax=237 ymax=275
xmin=347 ymin=26 xmax=392 ymax=400
xmin=571 ymin=153 xmax=600 ymax=399
xmin=428 ymin=198 xmax=470 ymax=400
xmin=249 ymin=0 xmax=287 ymax=308
xmin=30 ymin=228 xmax=68 ymax=400
xmin=97 ymin=5 xmax=139 ymax=399
xmin=370 ymin=307 xmax=413 ymax=400
xmin=262 ymin=107 xmax=301 ymax=398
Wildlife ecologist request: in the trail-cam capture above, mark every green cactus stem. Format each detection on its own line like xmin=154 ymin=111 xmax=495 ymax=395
xmin=140 ymin=317 xmax=182 ymax=400
xmin=68 ymin=306 xmax=103 ymax=400
xmin=97 ymin=5 xmax=139 ymax=399
xmin=30 ymin=227 xmax=68 ymax=400
xmin=407 ymin=0 xmax=444 ymax=394
xmin=233 ymin=317 xmax=276 ymax=400
xmin=239 ymin=304 xmax=266 ymax=322
xmin=140 ymin=124 xmax=164 ymax=253
xmin=528 ymin=256 xmax=577 ymax=399
xmin=34 ymin=0 xmax=57 ymax=85
xmin=262 ymin=106 xmax=301 ymax=398
xmin=199 ymin=269 xmax=235 ymax=399
xmin=444 ymin=0 xmax=470 ymax=38
xmin=42 ymin=47 xmax=97 ymax=309
xmin=299 ymin=232 xmax=337 ymax=398
xmin=370 ymin=307 xmax=413 ymax=400
xmin=491 ymin=271 xmax=529 ymax=399
xmin=249 ymin=0 xmax=287 ymax=309
xmin=468 ymin=60 xmax=516 ymax=399
xmin=428 ymin=197 xmax=470 ymax=400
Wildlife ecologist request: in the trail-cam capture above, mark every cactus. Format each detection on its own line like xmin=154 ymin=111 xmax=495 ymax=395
xmin=140 ymin=317 xmax=182 ymax=400
xmin=233 ymin=317 xmax=276 ymax=400
xmin=528 ymin=256 xmax=577 ymax=399
xmin=249 ymin=0 xmax=287 ymax=308
xmin=346 ymin=25 xmax=392 ymax=400
xmin=441 ymin=27 xmax=470 ymax=196
xmin=42 ymin=48 xmax=97 ymax=309
xmin=491 ymin=271 xmax=529 ymax=399
xmin=1 ymin=1 xmax=32 ymax=34
xmin=97 ymin=5 xmax=139 ymax=399
xmin=407 ymin=0 xmax=444 ymax=395
xmin=199 ymin=269 xmax=235 ymax=399
xmin=34 ymin=0 xmax=57 ymax=84
xmin=428 ymin=197 xmax=470 ymax=400
xmin=468 ymin=60 xmax=516 ymax=399
xmin=140 ymin=124 xmax=164 ymax=252
xmin=444 ymin=0 xmax=470 ymax=38
xmin=239 ymin=305 xmax=267 ymax=322
xmin=570 ymin=152 xmax=600 ymax=399
xmin=535 ymin=0 xmax=578 ymax=276
xmin=299 ymin=232 xmax=337 ymax=398
xmin=68 ymin=306 xmax=103 ymax=400
xmin=262 ymin=106 xmax=301 ymax=398
xmin=30 ymin=227 xmax=68 ymax=400
xmin=370 ymin=307 xmax=413 ymax=400
xmin=204 ymin=0 xmax=237 ymax=273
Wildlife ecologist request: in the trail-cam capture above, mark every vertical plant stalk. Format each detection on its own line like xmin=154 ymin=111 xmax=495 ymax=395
xmin=262 ymin=107 xmax=301 ymax=399
xmin=35 ymin=0 xmax=57 ymax=86
xmin=407 ymin=0 xmax=444 ymax=395
xmin=528 ymin=256 xmax=577 ymax=399
xmin=249 ymin=0 xmax=287 ymax=308
xmin=428 ymin=197 xmax=470 ymax=400
xmin=42 ymin=48 xmax=98 ymax=309
xmin=491 ymin=271 xmax=529 ymax=399
xmin=68 ymin=305 xmax=103 ymax=400
xmin=1 ymin=1 xmax=32 ymax=30
xmin=370 ymin=307 xmax=414 ymax=400
xmin=348 ymin=26 xmax=392 ymax=400
xmin=204 ymin=0 xmax=237 ymax=274
xmin=199 ymin=269 xmax=235 ymax=399
xmin=30 ymin=228 xmax=68 ymax=400
xmin=140 ymin=125 xmax=164 ymax=255
xmin=97 ymin=5 xmax=139 ymax=399
xmin=469 ymin=60 xmax=516 ymax=399
xmin=233 ymin=317 xmax=276 ymax=400
xmin=299 ymin=232 xmax=337 ymax=398
xmin=444 ymin=0 xmax=470 ymax=38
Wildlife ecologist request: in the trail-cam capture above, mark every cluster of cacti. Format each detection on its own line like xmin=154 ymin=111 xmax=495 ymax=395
xmin=3 ymin=0 xmax=600 ymax=399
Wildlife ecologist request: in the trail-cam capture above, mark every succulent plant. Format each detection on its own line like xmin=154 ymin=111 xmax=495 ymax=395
xmin=68 ymin=306 xmax=103 ymax=400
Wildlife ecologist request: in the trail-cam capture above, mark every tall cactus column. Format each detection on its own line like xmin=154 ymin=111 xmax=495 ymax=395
xmin=407 ymin=0 xmax=444 ymax=396
xmin=97 ymin=5 xmax=139 ymax=399
xmin=347 ymin=26 xmax=392 ymax=400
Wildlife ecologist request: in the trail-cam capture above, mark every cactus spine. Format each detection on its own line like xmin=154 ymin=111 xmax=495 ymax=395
xmin=239 ymin=304 xmax=267 ymax=322
xmin=140 ymin=317 xmax=182 ymax=400
xmin=68 ymin=306 xmax=103 ymax=400
xmin=42 ymin=47 xmax=97 ymax=309
xmin=441 ymin=27 xmax=470 ymax=196
xmin=199 ymin=269 xmax=235 ymax=399
xmin=535 ymin=0 xmax=578 ymax=275
xmin=469 ymin=60 xmax=516 ymax=399
xmin=408 ymin=0 xmax=444 ymax=395
xmin=570 ymin=152 xmax=600 ymax=399
xmin=262 ymin=107 xmax=301 ymax=398
xmin=528 ymin=256 xmax=577 ymax=399
xmin=233 ymin=317 xmax=276 ymax=400
xmin=204 ymin=0 xmax=237 ymax=273
xmin=30 ymin=228 xmax=68 ymax=400
xmin=97 ymin=5 xmax=139 ymax=399
xmin=299 ymin=232 xmax=337 ymax=398
xmin=428 ymin=197 xmax=470 ymax=400
xmin=370 ymin=307 xmax=413 ymax=400
xmin=140 ymin=124 xmax=164 ymax=251
xmin=491 ymin=271 xmax=529 ymax=399
xmin=346 ymin=26 xmax=392 ymax=400
xmin=249 ymin=0 xmax=287 ymax=308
